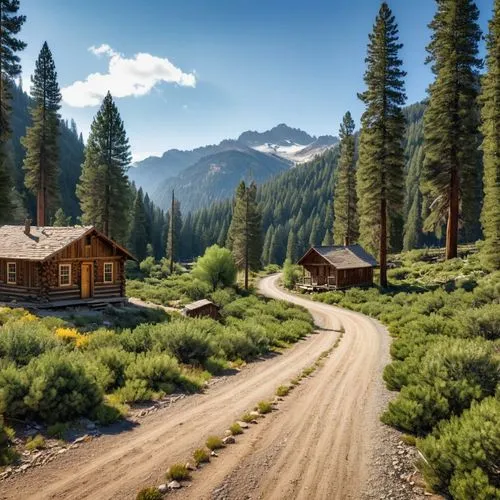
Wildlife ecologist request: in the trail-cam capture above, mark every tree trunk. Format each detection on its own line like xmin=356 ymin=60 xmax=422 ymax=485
xmin=170 ymin=190 xmax=175 ymax=274
xmin=446 ymin=159 xmax=459 ymax=260
xmin=344 ymin=236 xmax=350 ymax=246
xmin=36 ymin=186 xmax=45 ymax=226
xmin=380 ymin=197 xmax=387 ymax=288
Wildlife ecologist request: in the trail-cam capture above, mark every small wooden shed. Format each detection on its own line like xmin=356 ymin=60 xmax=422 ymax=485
xmin=0 ymin=223 xmax=136 ymax=306
xmin=182 ymin=299 xmax=220 ymax=319
xmin=297 ymin=245 xmax=377 ymax=290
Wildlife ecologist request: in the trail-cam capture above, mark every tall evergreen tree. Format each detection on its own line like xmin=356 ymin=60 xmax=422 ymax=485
xmin=227 ymin=181 xmax=262 ymax=288
xmin=357 ymin=3 xmax=406 ymax=287
xmin=262 ymin=224 xmax=274 ymax=265
xmin=333 ymin=111 xmax=359 ymax=245
xmin=22 ymin=42 xmax=61 ymax=226
xmin=52 ymin=207 xmax=71 ymax=227
xmin=166 ymin=191 xmax=182 ymax=270
xmin=286 ymin=229 xmax=297 ymax=262
xmin=479 ymin=0 xmax=500 ymax=270
xmin=0 ymin=0 xmax=25 ymax=222
xmin=422 ymin=0 xmax=482 ymax=259
xmin=129 ymin=187 xmax=148 ymax=261
xmin=77 ymin=92 xmax=131 ymax=243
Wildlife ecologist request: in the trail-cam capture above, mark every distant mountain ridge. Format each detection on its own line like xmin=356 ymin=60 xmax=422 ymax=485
xmin=129 ymin=123 xmax=339 ymax=205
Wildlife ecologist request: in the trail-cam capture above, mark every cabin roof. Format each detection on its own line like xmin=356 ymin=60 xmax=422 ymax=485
xmin=183 ymin=299 xmax=218 ymax=311
xmin=297 ymin=244 xmax=378 ymax=269
xmin=0 ymin=225 xmax=136 ymax=261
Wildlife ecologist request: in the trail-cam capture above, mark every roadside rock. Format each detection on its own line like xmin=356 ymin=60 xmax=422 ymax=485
xmin=222 ymin=436 xmax=235 ymax=445
xmin=158 ymin=484 xmax=168 ymax=494
xmin=168 ymin=480 xmax=181 ymax=489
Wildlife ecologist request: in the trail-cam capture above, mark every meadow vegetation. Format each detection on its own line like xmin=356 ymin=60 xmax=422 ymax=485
xmin=312 ymin=248 xmax=499 ymax=498
xmin=0 ymin=272 xmax=313 ymax=465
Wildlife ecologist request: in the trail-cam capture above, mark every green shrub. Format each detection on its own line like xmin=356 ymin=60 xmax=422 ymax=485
xmin=92 ymin=400 xmax=126 ymax=425
xmin=193 ymin=447 xmax=210 ymax=464
xmin=26 ymin=433 xmax=46 ymax=451
xmin=151 ymin=320 xmax=214 ymax=365
xmin=462 ymin=304 xmax=500 ymax=340
xmin=276 ymin=385 xmax=291 ymax=397
xmin=256 ymin=401 xmax=272 ymax=414
xmin=210 ymin=287 xmax=237 ymax=307
xmin=0 ymin=416 xmax=17 ymax=465
xmin=205 ymin=435 xmax=224 ymax=450
xmin=382 ymin=338 xmax=498 ymax=434
xmin=0 ymin=364 xmax=30 ymax=417
xmin=229 ymin=422 xmax=243 ymax=435
xmin=92 ymin=347 xmax=133 ymax=390
xmin=192 ymin=245 xmax=237 ymax=291
xmin=47 ymin=422 xmax=69 ymax=439
xmin=124 ymin=352 xmax=181 ymax=392
xmin=119 ymin=325 xmax=153 ymax=353
xmin=0 ymin=320 xmax=58 ymax=365
xmin=240 ymin=412 xmax=254 ymax=423
xmin=282 ymin=259 xmax=302 ymax=289
xmin=417 ymin=398 xmax=500 ymax=499
xmin=166 ymin=463 xmax=191 ymax=481
xmin=23 ymin=352 xmax=103 ymax=423
xmin=113 ymin=379 xmax=153 ymax=403
xmin=136 ymin=487 xmax=163 ymax=500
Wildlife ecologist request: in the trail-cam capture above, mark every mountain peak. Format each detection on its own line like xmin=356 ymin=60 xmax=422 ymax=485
xmin=238 ymin=124 xmax=315 ymax=147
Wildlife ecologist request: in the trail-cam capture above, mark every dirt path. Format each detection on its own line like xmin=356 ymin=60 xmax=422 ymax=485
xmin=0 ymin=275 xmax=389 ymax=500
xmin=176 ymin=274 xmax=389 ymax=500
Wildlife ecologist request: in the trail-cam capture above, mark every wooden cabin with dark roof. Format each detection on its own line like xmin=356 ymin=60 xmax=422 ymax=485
xmin=297 ymin=245 xmax=377 ymax=290
xmin=0 ymin=222 xmax=136 ymax=306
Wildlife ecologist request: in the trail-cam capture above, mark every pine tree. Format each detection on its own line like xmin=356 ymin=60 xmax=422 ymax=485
xmin=262 ymin=225 xmax=274 ymax=265
xmin=22 ymin=42 xmax=61 ymax=226
xmin=77 ymin=92 xmax=131 ymax=243
xmin=286 ymin=229 xmax=297 ymax=262
xmin=0 ymin=0 xmax=26 ymax=222
xmin=309 ymin=215 xmax=321 ymax=247
xmin=357 ymin=3 xmax=406 ymax=287
xmin=422 ymin=0 xmax=482 ymax=259
xmin=129 ymin=187 xmax=148 ymax=261
xmin=52 ymin=207 xmax=71 ymax=226
xmin=333 ymin=111 xmax=359 ymax=245
xmin=479 ymin=0 xmax=500 ymax=270
xmin=227 ymin=181 xmax=262 ymax=288
xmin=166 ymin=191 xmax=182 ymax=271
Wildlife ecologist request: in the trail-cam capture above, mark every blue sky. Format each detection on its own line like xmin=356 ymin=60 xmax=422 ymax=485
xmin=19 ymin=0 xmax=493 ymax=161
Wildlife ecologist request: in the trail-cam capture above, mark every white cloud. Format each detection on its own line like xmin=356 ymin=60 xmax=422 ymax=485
xmin=62 ymin=44 xmax=196 ymax=107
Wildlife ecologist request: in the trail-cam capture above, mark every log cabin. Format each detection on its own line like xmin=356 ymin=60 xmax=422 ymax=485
xmin=182 ymin=299 xmax=220 ymax=319
xmin=0 ymin=222 xmax=136 ymax=306
xmin=297 ymin=245 xmax=377 ymax=290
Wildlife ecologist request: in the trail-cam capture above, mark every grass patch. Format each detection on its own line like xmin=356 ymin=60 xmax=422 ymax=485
xmin=256 ymin=400 xmax=273 ymax=414
xmin=25 ymin=433 xmax=46 ymax=451
xmin=401 ymin=434 xmax=417 ymax=446
xmin=301 ymin=366 xmax=316 ymax=377
xmin=275 ymin=385 xmax=291 ymax=397
xmin=240 ymin=412 xmax=254 ymax=423
xmin=136 ymin=487 xmax=163 ymax=500
xmin=166 ymin=462 xmax=191 ymax=481
xmin=229 ymin=422 xmax=243 ymax=435
xmin=290 ymin=376 xmax=301 ymax=386
xmin=46 ymin=422 xmax=69 ymax=440
xmin=193 ymin=447 xmax=210 ymax=464
xmin=205 ymin=435 xmax=224 ymax=450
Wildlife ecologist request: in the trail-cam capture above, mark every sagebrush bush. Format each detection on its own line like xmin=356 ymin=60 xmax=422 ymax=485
xmin=0 ymin=416 xmax=16 ymax=465
xmin=276 ymin=385 xmax=291 ymax=397
xmin=0 ymin=320 xmax=58 ymax=365
xmin=23 ymin=352 xmax=103 ymax=423
xmin=382 ymin=338 xmax=498 ymax=434
xmin=417 ymin=398 xmax=500 ymax=499
xmin=256 ymin=401 xmax=272 ymax=414
xmin=229 ymin=422 xmax=243 ymax=435
xmin=124 ymin=352 xmax=180 ymax=392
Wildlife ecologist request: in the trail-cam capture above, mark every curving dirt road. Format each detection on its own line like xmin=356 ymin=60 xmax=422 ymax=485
xmin=0 ymin=275 xmax=389 ymax=500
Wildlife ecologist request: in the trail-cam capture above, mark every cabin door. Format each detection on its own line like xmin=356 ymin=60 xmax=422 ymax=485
xmin=81 ymin=263 xmax=93 ymax=299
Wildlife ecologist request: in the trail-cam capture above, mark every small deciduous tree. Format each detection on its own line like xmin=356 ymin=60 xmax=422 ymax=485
xmin=193 ymin=245 xmax=237 ymax=291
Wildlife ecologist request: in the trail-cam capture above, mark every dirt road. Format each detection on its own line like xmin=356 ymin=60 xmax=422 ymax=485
xmin=1 ymin=275 xmax=389 ymax=500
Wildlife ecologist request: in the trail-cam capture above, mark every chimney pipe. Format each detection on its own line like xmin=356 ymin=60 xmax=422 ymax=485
xmin=24 ymin=218 xmax=31 ymax=236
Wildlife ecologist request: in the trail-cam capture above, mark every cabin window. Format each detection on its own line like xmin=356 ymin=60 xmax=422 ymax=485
xmin=59 ymin=264 xmax=71 ymax=286
xmin=104 ymin=262 xmax=113 ymax=283
xmin=7 ymin=262 xmax=16 ymax=284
